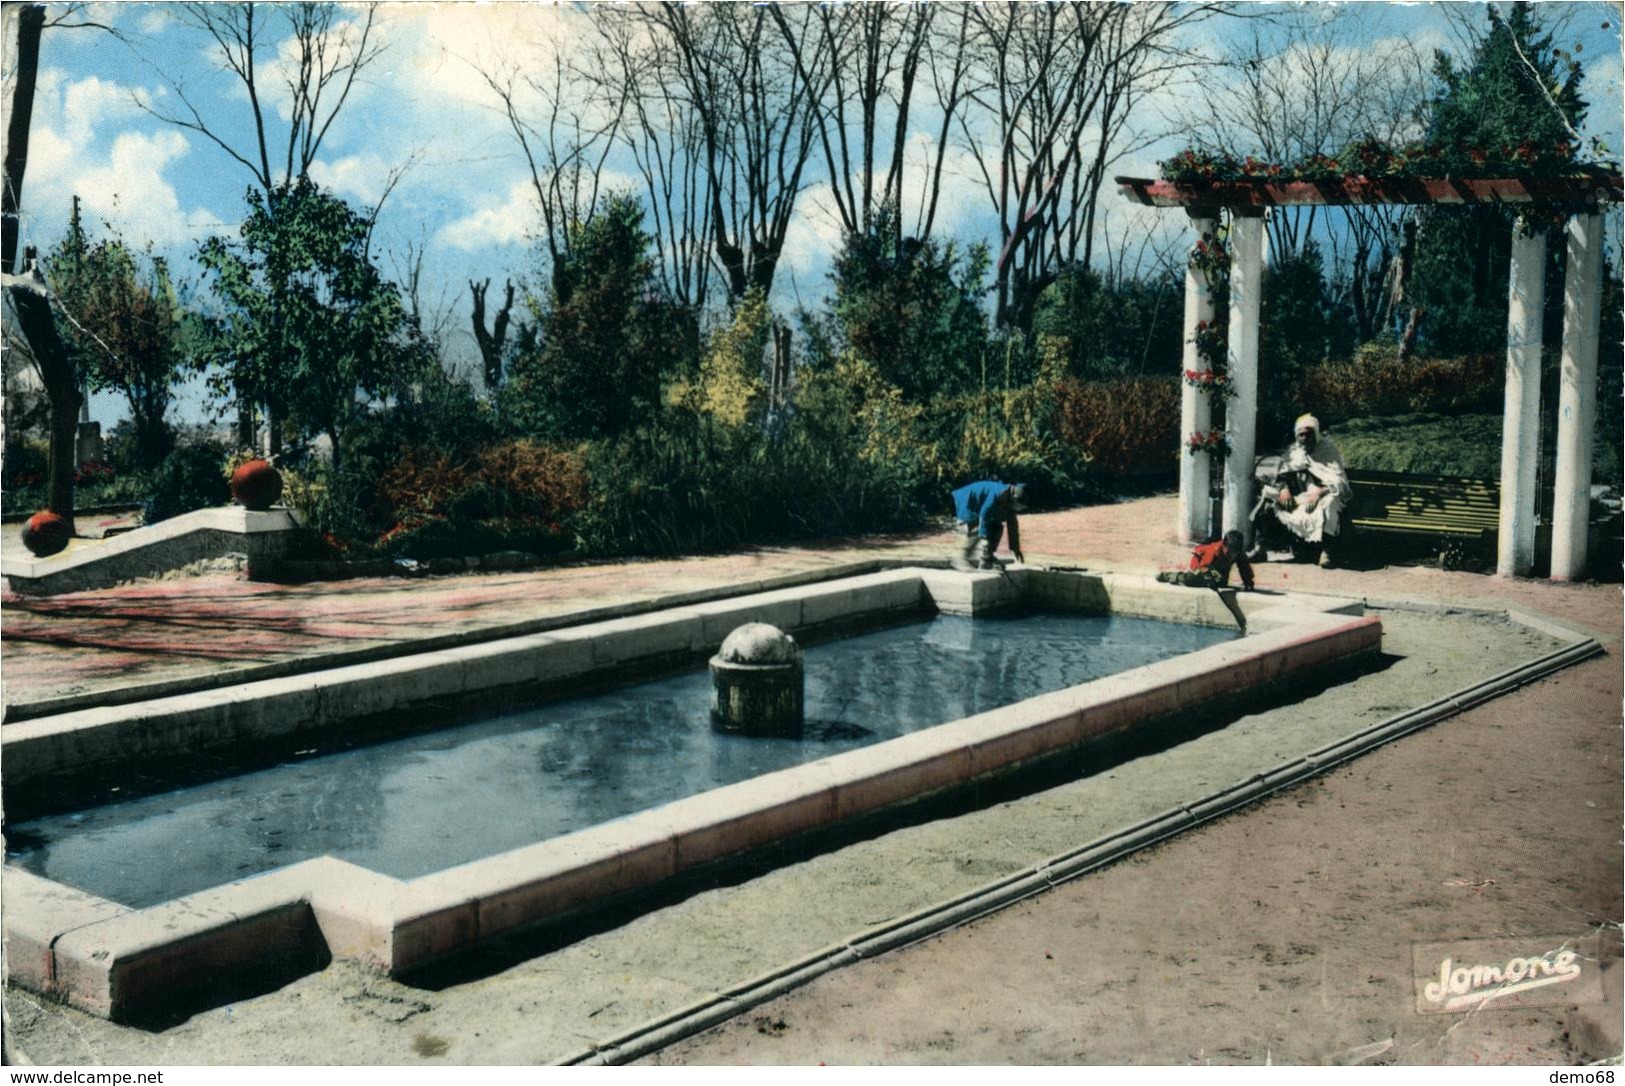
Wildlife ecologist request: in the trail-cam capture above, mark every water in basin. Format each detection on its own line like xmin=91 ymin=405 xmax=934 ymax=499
xmin=6 ymin=611 xmax=1233 ymax=907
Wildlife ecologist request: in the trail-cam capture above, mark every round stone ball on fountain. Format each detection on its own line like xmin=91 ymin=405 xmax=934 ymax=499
xmin=710 ymin=623 xmax=805 ymax=737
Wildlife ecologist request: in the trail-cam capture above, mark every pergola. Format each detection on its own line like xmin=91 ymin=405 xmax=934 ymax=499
xmin=1117 ymin=171 xmax=1624 ymax=580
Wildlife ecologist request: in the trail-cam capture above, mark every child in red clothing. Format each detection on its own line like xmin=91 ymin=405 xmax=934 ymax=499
xmin=1157 ymin=530 xmax=1254 ymax=629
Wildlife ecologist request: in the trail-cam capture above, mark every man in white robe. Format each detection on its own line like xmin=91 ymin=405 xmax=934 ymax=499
xmin=1269 ymin=414 xmax=1352 ymax=559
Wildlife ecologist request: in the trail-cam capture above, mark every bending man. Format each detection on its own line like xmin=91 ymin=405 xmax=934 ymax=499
xmin=951 ymin=480 xmax=1026 ymax=571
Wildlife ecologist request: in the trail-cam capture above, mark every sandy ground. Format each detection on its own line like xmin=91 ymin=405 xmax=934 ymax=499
xmin=2 ymin=494 xmax=1620 ymax=1065
xmin=647 ymin=655 xmax=1623 ymax=1066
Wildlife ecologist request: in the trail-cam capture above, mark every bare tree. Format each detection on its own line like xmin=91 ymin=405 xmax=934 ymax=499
xmin=3 ymin=3 xmax=124 ymax=273
xmin=387 ymin=231 xmax=457 ymax=355
xmin=1195 ymin=11 xmax=1428 ymax=259
xmin=587 ymin=8 xmax=713 ymax=311
xmin=468 ymin=276 xmax=514 ymax=391
xmin=1191 ymin=8 xmax=1429 ymax=342
xmin=4 ymin=3 xmax=129 ymax=526
xmin=960 ymin=2 xmax=1221 ymax=332
xmin=133 ymin=2 xmax=387 ymax=450
xmin=478 ymin=50 xmax=625 ymax=300
xmin=769 ymin=4 xmax=963 ymax=247
xmin=639 ymin=2 xmax=825 ymax=303
xmin=135 ymin=3 xmax=383 ymax=193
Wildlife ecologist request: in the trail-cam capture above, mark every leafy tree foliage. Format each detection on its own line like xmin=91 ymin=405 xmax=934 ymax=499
xmin=504 ymin=194 xmax=696 ymax=441
xmin=1411 ymin=2 xmax=1587 ymax=356
xmin=1260 ymin=239 xmax=1355 ymax=430
xmin=197 ymin=177 xmax=429 ymax=468
xmin=1427 ymin=2 xmax=1585 ymax=156
xmin=47 ymin=225 xmax=195 ymax=468
xmin=1031 ymin=267 xmax=1182 ymax=382
xmin=830 ymin=206 xmax=990 ymax=400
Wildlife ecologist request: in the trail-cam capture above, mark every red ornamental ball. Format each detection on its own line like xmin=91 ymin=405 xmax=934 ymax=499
xmin=230 ymin=459 xmax=283 ymax=511
xmin=22 ymin=510 xmax=71 ymax=557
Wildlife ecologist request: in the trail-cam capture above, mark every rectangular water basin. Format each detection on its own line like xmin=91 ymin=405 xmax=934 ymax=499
xmin=1 ymin=567 xmax=1380 ymax=1021
xmin=7 ymin=611 xmax=1236 ymax=907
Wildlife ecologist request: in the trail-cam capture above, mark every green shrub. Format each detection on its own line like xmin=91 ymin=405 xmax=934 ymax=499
xmin=102 ymin=418 xmax=175 ymax=474
xmin=1032 ymin=267 xmax=1183 ymax=382
xmin=502 ymin=195 xmax=697 ymax=441
xmin=3 ymin=440 xmax=47 ymax=490
xmin=1261 ymin=240 xmax=1353 ymax=429
xmin=143 ymin=441 xmax=230 ymax=523
xmin=830 ymin=208 xmax=990 ymax=400
xmin=575 ymin=376 xmax=936 ymax=558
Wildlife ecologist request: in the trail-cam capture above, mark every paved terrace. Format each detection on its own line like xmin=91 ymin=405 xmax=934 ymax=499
xmin=2 ymin=494 xmax=1616 ymax=712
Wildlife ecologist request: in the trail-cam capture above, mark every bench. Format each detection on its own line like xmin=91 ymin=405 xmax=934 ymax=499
xmin=1346 ymin=470 xmax=1498 ymax=567
xmin=1348 ymin=470 xmax=1499 ymax=539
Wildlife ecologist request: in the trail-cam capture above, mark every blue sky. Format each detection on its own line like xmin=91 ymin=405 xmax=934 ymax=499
xmin=7 ymin=1 xmax=1622 ymax=428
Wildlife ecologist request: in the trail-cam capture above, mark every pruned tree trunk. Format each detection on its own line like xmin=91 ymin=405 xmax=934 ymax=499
xmin=770 ymin=320 xmax=793 ymax=410
xmin=1397 ymin=306 xmax=1424 ymax=364
xmin=470 ymin=277 xmax=515 ymax=391
xmin=236 ymin=395 xmax=257 ymax=450
xmin=265 ymin=402 xmax=282 ymax=459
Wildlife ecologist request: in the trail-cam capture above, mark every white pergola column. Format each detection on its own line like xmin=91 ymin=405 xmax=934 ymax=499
xmin=1222 ymin=211 xmax=1264 ymax=543
xmin=1178 ymin=211 xmax=1218 ymax=544
xmin=1550 ymin=213 xmax=1604 ymax=581
xmin=1497 ymin=221 xmax=1547 ymax=578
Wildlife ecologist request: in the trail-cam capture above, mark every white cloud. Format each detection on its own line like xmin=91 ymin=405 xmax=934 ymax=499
xmin=438 ymin=179 xmax=539 ymax=251
xmin=776 ymin=181 xmax=845 ymax=280
xmin=73 ymin=130 xmax=198 ymax=247
xmin=136 ymin=6 xmax=178 ymax=36
xmin=899 ymin=132 xmax=991 ymax=235
xmin=60 ymin=74 xmax=142 ymax=146
xmin=309 ymin=153 xmax=397 ymax=207
xmin=15 ymin=71 xmax=217 ymax=254
xmin=375 ymin=3 xmax=579 ymax=113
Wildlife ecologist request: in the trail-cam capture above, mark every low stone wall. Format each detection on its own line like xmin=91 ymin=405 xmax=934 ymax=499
xmin=2 ymin=507 xmax=301 ymax=596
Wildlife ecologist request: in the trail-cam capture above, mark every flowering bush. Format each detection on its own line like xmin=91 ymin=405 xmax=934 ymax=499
xmin=1192 ymin=318 xmax=1228 ymax=369
xmin=1183 ymin=369 xmax=1237 ymax=399
xmin=72 ymin=460 xmax=116 ymax=485
xmin=1158 ymin=138 xmax=1604 ymax=184
xmin=1188 ymin=231 xmax=1229 ymax=284
xmin=1159 ymin=148 xmax=1238 ymax=182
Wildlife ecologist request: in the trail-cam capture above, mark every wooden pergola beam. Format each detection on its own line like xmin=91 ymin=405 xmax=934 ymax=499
xmin=1116 ymin=173 xmax=1623 ymax=208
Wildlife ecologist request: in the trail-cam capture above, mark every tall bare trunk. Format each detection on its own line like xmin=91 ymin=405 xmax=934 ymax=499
xmin=3 ymin=5 xmax=45 ymax=273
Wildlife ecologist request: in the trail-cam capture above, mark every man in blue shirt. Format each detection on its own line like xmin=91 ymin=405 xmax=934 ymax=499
xmin=951 ymin=480 xmax=1026 ymax=570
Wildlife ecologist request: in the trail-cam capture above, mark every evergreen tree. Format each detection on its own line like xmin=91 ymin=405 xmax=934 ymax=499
xmin=504 ymin=194 xmax=695 ymax=441
xmin=830 ymin=205 xmax=990 ymax=401
xmin=1410 ymin=2 xmax=1587 ymax=357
